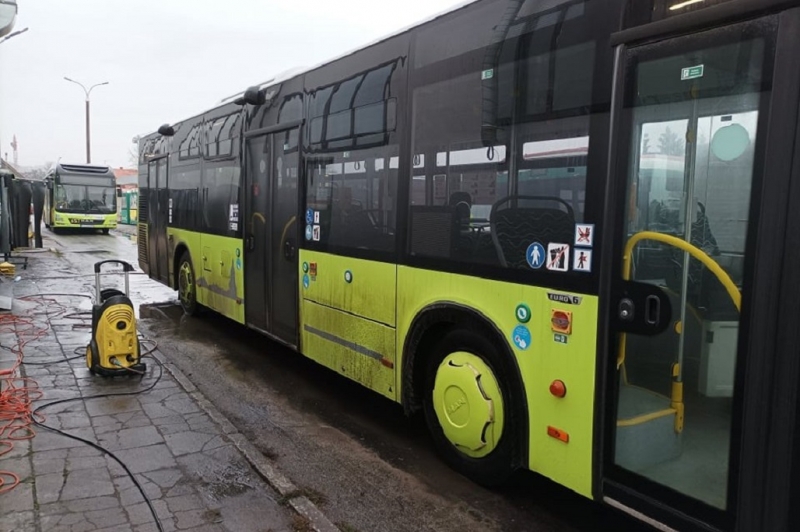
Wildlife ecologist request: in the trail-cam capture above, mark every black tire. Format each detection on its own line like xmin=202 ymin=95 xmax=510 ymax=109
xmin=422 ymin=327 xmax=521 ymax=487
xmin=177 ymin=251 xmax=200 ymax=316
xmin=102 ymin=229 xmax=110 ymax=235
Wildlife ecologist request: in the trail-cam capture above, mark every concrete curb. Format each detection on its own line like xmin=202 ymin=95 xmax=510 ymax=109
xmin=149 ymin=349 xmax=340 ymax=532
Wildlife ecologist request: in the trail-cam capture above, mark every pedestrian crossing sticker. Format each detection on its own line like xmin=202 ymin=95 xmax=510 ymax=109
xmin=547 ymin=243 xmax=569 ymax=272
xmin=573 ymin=248 xmax=592 ymax=273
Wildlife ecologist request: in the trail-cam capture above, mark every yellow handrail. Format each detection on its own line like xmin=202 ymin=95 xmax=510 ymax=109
xmin=617 ymin=231 xmax=741 ymax=368
xmin=617 ymin=231 xmax=742 ymax=434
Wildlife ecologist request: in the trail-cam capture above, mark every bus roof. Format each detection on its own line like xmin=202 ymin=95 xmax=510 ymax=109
xmin=55 ymin=163 xmax=115 ymax=177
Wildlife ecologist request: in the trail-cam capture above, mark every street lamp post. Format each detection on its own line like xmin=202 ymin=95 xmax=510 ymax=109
xmin=63 ymin=77 xmax=109 ymax=164
xmin=0 ymin=26 xmax=26 ymax=44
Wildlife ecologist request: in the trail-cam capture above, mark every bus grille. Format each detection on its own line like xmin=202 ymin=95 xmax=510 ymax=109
xmin=138 ymin=225 xmax=148 ymax=265
xmin=138 ymin=194 xmax=148 ymax=223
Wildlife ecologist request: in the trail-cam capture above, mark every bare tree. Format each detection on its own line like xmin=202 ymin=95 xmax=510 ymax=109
xmin=658 ymin=127 xmax=685 ymax=156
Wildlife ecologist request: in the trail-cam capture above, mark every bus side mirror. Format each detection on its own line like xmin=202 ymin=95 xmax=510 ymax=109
xmin=158 ymin=124 xmax=175 ymax=136
xmin=243 ymin=86 xmax=266 ymax=106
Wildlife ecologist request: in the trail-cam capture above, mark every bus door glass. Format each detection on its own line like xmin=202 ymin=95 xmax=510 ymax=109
xmin=606 ymin=17 xmax=777 ymax=520
xmin=243 ymin=127 xmax=300 ymax=346
xmin=148 ymin=157 xmax=170 ymax=284
xmin=269 ymin=128 xmax=300 ymax=346
xmin=244 ymin=134 xmax=271 ymax=332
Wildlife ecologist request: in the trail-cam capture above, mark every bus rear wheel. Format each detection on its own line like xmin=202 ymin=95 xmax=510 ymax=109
xmin=102 ymin=229 xmax=109 ymax=235
xmin=177 ymin=251 xmax=199 ymax=316
xmin=422 ymin=328 xmax=519 ymax=487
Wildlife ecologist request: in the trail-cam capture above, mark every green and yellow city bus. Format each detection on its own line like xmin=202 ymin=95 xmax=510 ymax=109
xmin=44 ymin=163 xmax=118 ymax=233
xmin=137 ymin=1 xmax=800 ymax=530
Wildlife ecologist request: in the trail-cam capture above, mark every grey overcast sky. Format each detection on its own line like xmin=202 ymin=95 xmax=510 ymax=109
xmin=0 ymin=0 xmax=465 ymax=170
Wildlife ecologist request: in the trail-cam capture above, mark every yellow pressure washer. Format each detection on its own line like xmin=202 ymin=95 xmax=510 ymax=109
xmin=86 ymin=260 xmax=145 ymax=377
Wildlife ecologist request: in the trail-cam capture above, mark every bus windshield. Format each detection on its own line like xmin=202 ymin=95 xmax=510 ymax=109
xmin=55 ymin=183 xmax=116 ymax=214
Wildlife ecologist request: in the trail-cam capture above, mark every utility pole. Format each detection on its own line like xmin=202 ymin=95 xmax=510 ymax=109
xmin=63 ymin=77 xmax=109 ymax=163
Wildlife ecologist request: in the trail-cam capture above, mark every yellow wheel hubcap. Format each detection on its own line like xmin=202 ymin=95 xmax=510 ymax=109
xmin=432 ymin=351 xmax=504 ymax=458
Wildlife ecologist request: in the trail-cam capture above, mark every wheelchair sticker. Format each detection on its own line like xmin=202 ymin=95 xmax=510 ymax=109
xmin=512 ymin=325 xmax=531 ymax=350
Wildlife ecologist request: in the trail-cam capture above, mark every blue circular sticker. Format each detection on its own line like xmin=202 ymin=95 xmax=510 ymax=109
xmin=305 ymin=209 xmax=314 ymax=224
xmin=302 ymin=274 xmax=310 ymax=289
xmin=235 ymin=258 xmax=242 ymax=270
xmin=512 ymin=325 xmax=531 ymax=351
xmin=526 ymin=242 xmax=545 ymax=269
xmin=305 ymin=225 xmax=313 ymax=241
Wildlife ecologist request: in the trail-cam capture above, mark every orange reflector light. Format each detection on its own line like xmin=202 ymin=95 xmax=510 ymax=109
xmin=549 ymin=380 xmax=567 ymax=398
xmin=380 ymin=358 xmax=394 ymax=369
xmin=547 ymin=426 xmax=569 ymax=443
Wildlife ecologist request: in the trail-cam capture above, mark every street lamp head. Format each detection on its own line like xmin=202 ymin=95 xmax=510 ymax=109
xmin=0 ymin=0 xmax=18 ymax=39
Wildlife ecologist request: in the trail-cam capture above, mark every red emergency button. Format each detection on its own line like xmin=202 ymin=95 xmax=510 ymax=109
xmin=549 ymin=380 xmax=567 ymax=398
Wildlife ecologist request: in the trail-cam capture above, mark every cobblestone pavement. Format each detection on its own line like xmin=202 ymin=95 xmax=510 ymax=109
xmin=0 ymin=241 xmax=300 ymax=532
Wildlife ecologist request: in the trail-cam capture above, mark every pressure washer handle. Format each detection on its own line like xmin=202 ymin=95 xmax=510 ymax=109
xmin=94 ymin=260 xmax=135 ymax=273
xmin=94 ymin=260 xmax=134 ymax=300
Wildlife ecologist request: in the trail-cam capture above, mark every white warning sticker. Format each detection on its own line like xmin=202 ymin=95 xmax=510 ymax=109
xmin=574 ymin=223 xmax=594 ymax=247
xmin=573 ymin=248 xmax=592 ymax=273
xmin=547 ymin=243 xmax=570 ymax=272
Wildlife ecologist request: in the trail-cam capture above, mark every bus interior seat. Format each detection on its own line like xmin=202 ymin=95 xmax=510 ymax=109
xmin=448 ymin=191 xmax=472 ymax=225
xmin=448 ymin=191 xmax=480 ymax=258
xmin=490 ymin=195 xmax=575 ymax=268
xmin=409 ymin=205 xmax=459 ymax=259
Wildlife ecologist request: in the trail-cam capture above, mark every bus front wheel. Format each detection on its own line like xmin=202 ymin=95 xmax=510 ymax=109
xmin=177 ymin=251 xmax=199 ymax=316
xmin=422 ymin=327 xmax=519 ymax=487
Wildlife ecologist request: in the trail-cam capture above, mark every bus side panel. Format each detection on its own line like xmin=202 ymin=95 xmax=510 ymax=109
xmin=397 ymin=266 xmax=598 ymax=498
xmin=300 ymin=299 xmax=396 ymax=400
xmin=168 ymin=228 xmax=245 ymax=325
xmin=298 ymin=249 xmax=397 ymax=399
xmin=300 ymin=250 xmax=396 ymax=327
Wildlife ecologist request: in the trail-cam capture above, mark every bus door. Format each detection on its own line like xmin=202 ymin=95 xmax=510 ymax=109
xmin=243 ymin=127 xmax=300 ymax=347
xmin=602 ymin=12 xmax=794 ymax=530
xmin=148 ymin=156 xmax=170 ymax=284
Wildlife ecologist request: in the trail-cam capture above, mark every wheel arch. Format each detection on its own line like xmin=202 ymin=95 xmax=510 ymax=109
xmin=401 ymin=302 xmax=530 ymax=467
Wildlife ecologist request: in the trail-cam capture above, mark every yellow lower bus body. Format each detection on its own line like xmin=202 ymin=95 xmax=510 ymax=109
xmin=51 ymin=211 xmax=118 ymax=230
xmin=162 ymin=229 xmax=596 ymax=498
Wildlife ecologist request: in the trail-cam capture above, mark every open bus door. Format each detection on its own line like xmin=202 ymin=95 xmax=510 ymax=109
xmin=602 ymin=8 xmax=800 ymax=531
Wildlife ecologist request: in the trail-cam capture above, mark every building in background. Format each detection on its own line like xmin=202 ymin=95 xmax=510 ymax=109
xmin=113 ymin=167 xmax=138 ymax=225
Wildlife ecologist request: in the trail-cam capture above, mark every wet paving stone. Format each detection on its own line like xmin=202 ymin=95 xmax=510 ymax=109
xmin=0 ymin=235 xmax=294 ymax=532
